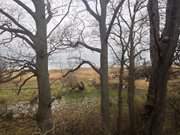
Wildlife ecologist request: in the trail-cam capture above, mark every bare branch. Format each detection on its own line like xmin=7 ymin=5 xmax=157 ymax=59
xmin=120 ymin=13 xmax=131 ymax=29
xmin=0 ymin=24 xmax=29 ymax=35
xmin=15 ymin=33 xmax=35 ymax=49
xmin=81 ymin=0 xmax=100 ymax=21
xmin=0 ymin=9 xmax=34 ymax=37
xmin=95 ymin=0 xmax=100 ymax=16
xmin=109 ymin=43 xmax=121 ymax=62
xmin=74 ymin=41 xmax=101 ymax=53
xmin=13 ymin=0 xmax=36 ymax=19
xmin=46 ymin=0 xmax=53 ymax=23
xmin=134 ymin=48 xmax=149 ymax=57
xmin=17 ymin=74 xmax=35 ymax=95
xmin=0 ymin=69 xmax=32 ymax=83
xmin=106 ymin=0 xmax=126 ymax=40
xmin=0 ymin=24 xmax=35 ymax=49
xmin=0 ymin=55 xmax=37 ymax=74
xmin=47 ymin=0 xmax=72 ymax=38
xmin=127 ymin=0 xmax=132 ymax=20
xmin=63 ymin=60 xmax=100 ymax=77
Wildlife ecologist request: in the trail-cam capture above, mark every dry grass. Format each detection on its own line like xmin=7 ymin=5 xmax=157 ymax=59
xmin=0 ymin=118 xmax=36 ymax=135
xmin=49 ymin=68 xmax=99 ymax=81
xmin=0 ymin=96 xmax=145 ymax=135
xmin=0 ymin=68 xmax=180 ymax=135
xmin=135 ymin=80 xmax=149 ymax=91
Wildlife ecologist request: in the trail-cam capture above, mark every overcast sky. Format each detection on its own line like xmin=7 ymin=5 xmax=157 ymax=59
xmin=0 ymin=0 xmax=150 ymax=69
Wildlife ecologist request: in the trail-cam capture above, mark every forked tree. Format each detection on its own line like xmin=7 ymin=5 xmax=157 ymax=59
xmin=71 ymin=0 xmax=126 ymax=134
xmin=0 ymin=0 xmax=71 ymax=134
xmin=143 ymin=0 xmax=180 ymax=135
xmin=110 ymin=0 xmax=148 ymax=134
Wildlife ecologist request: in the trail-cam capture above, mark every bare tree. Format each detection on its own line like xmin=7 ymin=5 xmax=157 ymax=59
xmin=109 ymin=42 xmax=127 ymax=135
xmin=62 ymin=0 xmax=126 ymax=134
xmin=143 ymin=0 xmax=180 ymax=135
xmin=0 ymin=0 xmax=72 ymax=134
xmin=110 ymin=0 xmax=148 ymax=134
xmin=125 ymin=1 xmax=147 ymax=135
xmin=79 ymin=0 xmax=126 ymax=134
xmin=109 ymin=13 xmax=128 ymax=134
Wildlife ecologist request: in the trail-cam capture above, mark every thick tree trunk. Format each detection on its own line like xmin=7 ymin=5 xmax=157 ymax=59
xmin=100 ymin=27 xmax=110 ymax=135
xmin=143 ymin=61 xmax=169 ymax=135
xmin=128 ymin=50 xmax=136 ymax=135
xmin=35 ymin=36 xmax=53 ymax=134
xmin=36 ymin=54 xmax=53 ymax=134
xmin=143 ymin=0 xmax=180 ymax=135
xmin=100 ymin=44 xmax=110 ymax=135
xmin=34 ymin=1 xmax=53 ymax=134
xmin=100 ymin=2 xmax=110 ymax=134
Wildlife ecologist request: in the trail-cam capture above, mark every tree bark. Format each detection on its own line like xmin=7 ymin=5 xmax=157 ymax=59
xmin=143 ymin=61 xmax=169 ymax=135
xmin=143 ymin=0 xmax=180 ymax=135
xmin=34 ymin=1 xmax=53 ymax=134
xmin=128 ymin=47 xmax=136 ymax=135
xmin=36 ymin=54 xmax=53 ymax=134
xmin=100 ymin=2 xmax=110 ymax=134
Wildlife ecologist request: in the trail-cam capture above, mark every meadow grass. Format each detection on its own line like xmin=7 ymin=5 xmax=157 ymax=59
xmin=0 ymin=69 xmax=179 ymax=135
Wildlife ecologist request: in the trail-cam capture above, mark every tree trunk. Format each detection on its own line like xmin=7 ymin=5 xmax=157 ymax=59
xmin=143 ymin=0 xmax=180 ymax=135
xmin=34 ymin=1 xmax=53 ymax=133
xmin=100 ymin=2 xmax=110 ymax=134
xmin=116 ymin=58 xmax=124 ymax=135
xmin=128 ymin=50 xmax=136 ymax=135
xmin=35 ymin=38 xmax=54 ymax=134
xmin=143 ymin=60 xmax=169 ymax=135
xmin=36 ymin=54 xmax=53 ymax=134
xmin=100 ymin=27 xmax=110 ymax=135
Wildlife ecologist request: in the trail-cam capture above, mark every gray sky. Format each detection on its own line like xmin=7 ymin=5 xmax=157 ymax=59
xmin=0 ymin=0 xmax=150 ymax=69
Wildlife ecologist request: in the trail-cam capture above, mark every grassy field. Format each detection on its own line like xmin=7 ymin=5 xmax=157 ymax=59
xmin=0 ymin=68 xmax=179 ymax=135
xmin=0 ymin=68 xmax=148 ymax=104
